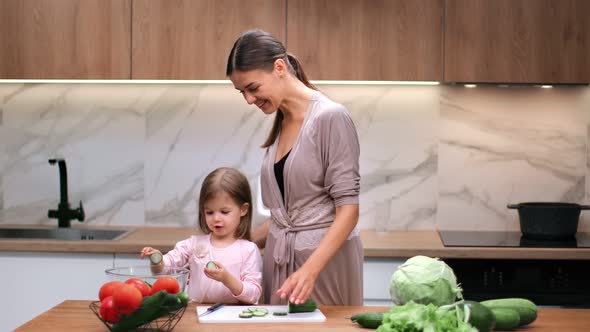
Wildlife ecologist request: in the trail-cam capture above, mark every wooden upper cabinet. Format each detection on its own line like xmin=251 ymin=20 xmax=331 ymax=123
xmin=132 ymin=0 xmax=286 ymax=79
xmin=444 ymin=0 xmax=590 ymax=83
xmin=286 ymin=0 xmax=444 ymax=81
xmin=0 ymin=0 xmax=131 ymax=79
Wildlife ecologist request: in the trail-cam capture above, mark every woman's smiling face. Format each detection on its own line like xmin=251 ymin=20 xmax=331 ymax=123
xmin=230 ymin=60 xmax=287 ymax=114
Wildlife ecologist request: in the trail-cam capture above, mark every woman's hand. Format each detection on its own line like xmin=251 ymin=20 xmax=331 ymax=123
xmin=277 ymin=205 xmax=359 ymax=304
xmin=276 ymin=265 xmax=318 ymax=305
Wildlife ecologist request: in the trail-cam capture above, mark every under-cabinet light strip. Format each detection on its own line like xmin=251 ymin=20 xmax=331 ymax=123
xmin=3 ymin=80 xmax=582 ymax=87
xmin=313 ymin=80 xmax=440 ymax=85
xmin=0 ymin=79 xmax=440 ymax=85
xmin=0 ymin=79 xmax=230 ymax=84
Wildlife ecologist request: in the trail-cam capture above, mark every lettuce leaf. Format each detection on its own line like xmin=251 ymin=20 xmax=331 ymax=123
xmin=376 ymin=301 xmax=477 ymax=332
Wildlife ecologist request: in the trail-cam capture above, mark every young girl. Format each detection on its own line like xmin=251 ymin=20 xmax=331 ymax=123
xmin=141 ymin=167 xmax=262 ymax=304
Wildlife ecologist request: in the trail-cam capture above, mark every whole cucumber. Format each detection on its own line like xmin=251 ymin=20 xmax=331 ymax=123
xmin=154 ymin=291 xmax=189 ymax=318
xmin=458 ymin=301 xmax=495 ymax=332
xmin=490 ymin=308 xmax=520 ymax=330
xmin=480 ymin=298 xmax=537 ymax=326
xmin=111 ymin=290 xmax=168 ymax=332
xmin=351 ymin=312 xmax=384 ymax=329
xmin=288 ymin=299 xmax=318 ymax=313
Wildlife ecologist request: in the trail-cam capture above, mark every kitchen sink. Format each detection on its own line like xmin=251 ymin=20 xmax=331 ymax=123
xmin=0 ymin=227 xmax=133 ymax=241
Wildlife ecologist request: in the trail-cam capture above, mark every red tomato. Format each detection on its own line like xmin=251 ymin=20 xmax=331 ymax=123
xmin=125 ymin=278 xmax=152 ymax=297
xmin=112 ymin=284 xmax=143 ymax=315
xmin=151 ymin=276 xmax=180 ymax=294
xmin=98 ymin=281 xmax=124 ymax=301
xmin=99 ymin=295 xmax=120 ymax=323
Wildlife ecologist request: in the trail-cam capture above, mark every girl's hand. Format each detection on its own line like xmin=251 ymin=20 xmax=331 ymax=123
xmin=140 ymin=247 xmax=161 ymax=260
xmin=276 ymin=266 xmax=318 ymax=305
xmin=203 ymin=261 xmax=229 ymax=283
xmin=141 ymin=247 xmax=164 ymax=273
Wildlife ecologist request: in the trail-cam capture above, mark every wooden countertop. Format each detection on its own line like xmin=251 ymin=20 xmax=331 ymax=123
xmin=1 ymin=225 xmax=590 ymax=260
xmin=15 ymin=300 xmax=590 ymax=332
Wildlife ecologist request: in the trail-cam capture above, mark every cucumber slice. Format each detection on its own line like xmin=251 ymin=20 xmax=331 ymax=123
xmin=252 ymin=311 xmax=267 ymax=317
xmin=255 ymin=308 xmax=269 ymax=313
xmin=273 ymin=311 xmax=288 ymax=316
xmin=239 ymin=312 xmax=253 ymax=318
xmin=206 ymin=261 xmax=218 ymax=269
xmin=248 ymin=307 xmax=259 ymax=312
xmin=149 ymin=252 xmax=162 ymax=264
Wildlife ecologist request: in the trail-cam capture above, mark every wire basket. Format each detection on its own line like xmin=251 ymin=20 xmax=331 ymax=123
xmin=89 ymin=301 xmax=187 ymax=332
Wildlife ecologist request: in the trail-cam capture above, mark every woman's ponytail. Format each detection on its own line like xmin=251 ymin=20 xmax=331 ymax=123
xmin=286 ymin=53 xmax=317 ymax=90
xmin=258 ymin=53 xmax=317 ymax=148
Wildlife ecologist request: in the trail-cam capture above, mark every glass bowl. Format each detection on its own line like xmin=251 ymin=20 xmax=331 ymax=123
xmin=105 ymin=266 xmax=189 ymax=293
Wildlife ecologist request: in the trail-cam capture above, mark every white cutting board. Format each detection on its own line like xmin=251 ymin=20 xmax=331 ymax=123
xmin=196 ymin=305 xmax=326 ymax=323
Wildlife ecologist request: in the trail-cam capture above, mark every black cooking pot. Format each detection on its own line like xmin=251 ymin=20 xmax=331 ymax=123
xmin=507 ymin=202 xmax=590 ymax=240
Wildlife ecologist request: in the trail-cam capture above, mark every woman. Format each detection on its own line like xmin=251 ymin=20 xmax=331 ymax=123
xmin=226 ymin=29 xmax=363 ymax=306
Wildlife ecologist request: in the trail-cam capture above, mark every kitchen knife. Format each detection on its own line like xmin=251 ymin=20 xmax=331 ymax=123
xmin=199 ymin=303 xmax=225 ymax=317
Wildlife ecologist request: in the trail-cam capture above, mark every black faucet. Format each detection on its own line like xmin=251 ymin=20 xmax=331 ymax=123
xmin=48 ymin=158 xmax=85 ymax=227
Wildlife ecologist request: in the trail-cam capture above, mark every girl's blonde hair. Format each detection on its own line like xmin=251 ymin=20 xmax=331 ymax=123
xmin=198 ymin=167 xmax=253 ymax=240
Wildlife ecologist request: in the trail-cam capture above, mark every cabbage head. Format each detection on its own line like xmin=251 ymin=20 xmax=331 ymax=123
xmin=389 ymin=255 xmax=463 ymax=306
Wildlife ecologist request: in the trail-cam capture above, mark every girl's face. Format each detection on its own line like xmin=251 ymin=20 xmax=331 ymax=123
xmin=229 ymin=59 xmax=287 ymax=115
xmin=203 ymin=191 xmax=249 ymax=241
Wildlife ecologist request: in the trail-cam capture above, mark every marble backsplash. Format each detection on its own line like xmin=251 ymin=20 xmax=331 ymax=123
xmin=0 ymin=83 xmax=589 ymax=232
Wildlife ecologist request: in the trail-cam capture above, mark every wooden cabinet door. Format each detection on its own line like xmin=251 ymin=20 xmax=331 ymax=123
xmin=132 ymin=0 xmax=286 ymax=79
xmin=0 ymin=0 xmax=131 ymax=79
xmin=286 ymin=0 xmax=444 ymax=81
xmin=444 ymin=0 xmax=590 ymax=83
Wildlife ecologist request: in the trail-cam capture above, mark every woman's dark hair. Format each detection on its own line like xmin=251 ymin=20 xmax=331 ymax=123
xmin=226 ymin=29 xmax=317 ymax=148
xmin=198 ymin=167 xmax=253 ymax=241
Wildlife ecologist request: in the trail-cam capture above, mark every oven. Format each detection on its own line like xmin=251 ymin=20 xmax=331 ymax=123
xmin=439 ymin=231 xmax=590 ymax=307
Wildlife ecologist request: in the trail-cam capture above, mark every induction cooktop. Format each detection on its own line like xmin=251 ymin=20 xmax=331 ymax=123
xmin=438 ymin=230 xmax=590 ymax=248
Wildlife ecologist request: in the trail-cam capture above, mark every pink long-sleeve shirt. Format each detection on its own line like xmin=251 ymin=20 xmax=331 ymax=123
xmin=163 ymin=234 xmax=262 ymax=304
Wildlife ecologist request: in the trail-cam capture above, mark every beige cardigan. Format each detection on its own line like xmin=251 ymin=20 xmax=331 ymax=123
xmin=260 ymin=90 xmax=363 ymax=304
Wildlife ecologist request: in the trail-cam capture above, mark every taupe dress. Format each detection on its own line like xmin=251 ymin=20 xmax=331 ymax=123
xmin=260 ymin=90 xmax=363 ymax=305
